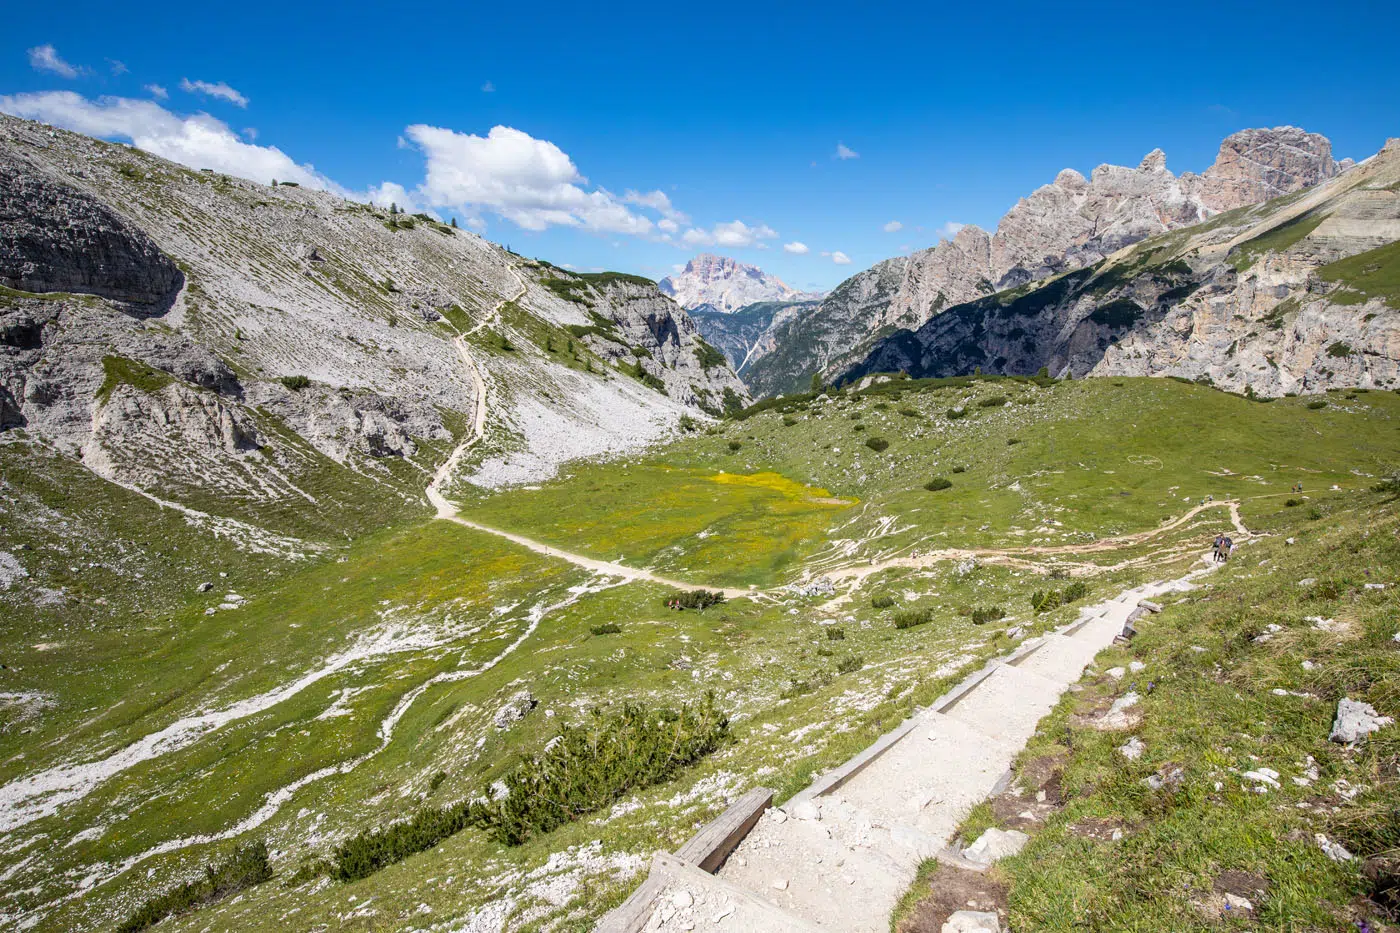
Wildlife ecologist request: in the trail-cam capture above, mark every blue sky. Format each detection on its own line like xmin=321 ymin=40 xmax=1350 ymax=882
xmin=3 ymin=0 xmax=1398 ymax=291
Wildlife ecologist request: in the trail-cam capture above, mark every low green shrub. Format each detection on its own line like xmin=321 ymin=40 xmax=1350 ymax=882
xmin=1285 ymin=498 xmax=1301 ymax=507
xmin=118 ymin=841 xmax=272 ymax=933
xmin=893 ymin=607 xmax=934 ymax=629
xmin=1307 ymin=400 xmax=1328 ymax=410
xmin=946 ymin=407 xmax=967 ymax=420
xmin=1007 ymin=438 xmax=1021 ymax=446
xmin=280 ymin=374 xmax=311 ymax=391
xmin=871 ymin=593 xmax=896 ymax=609
xmin=675 ymin=589 xmax=725 ymax=610
xmin=590 ymin=623 xmax=621 ymax=635
xmin=952 ymin=465 xmax=966 ymax=474
xmin=865 ymin=437 xmax=890 ymax=452
xmin=678 ymin=414 xmax=699 ymax=433
xmin=971 ymin=606 xmax=1005 ymax=625
xmin=1030 ymin=589 xmax=1062 ymax=613
xmin=978 ymin=395 xmax=1008 ymax=408
xmin=1062 ymin=580 xmax=1089 ymax=603
xmin=836 ymin=654 xmax=864 ymax=674
xmin=924 ymin=477 xmax=953 ymax=491
xmin=898 ymin=407 xmax=920 ymax=417
xmin=825 ymin=626 xmax=846 ymax=640
xmin=727 ymin=440 xmax=742 ymax=452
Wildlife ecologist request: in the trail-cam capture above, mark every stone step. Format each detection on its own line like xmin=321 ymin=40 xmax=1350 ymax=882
xmin=715 ymin=798 xmax=921 ymax=932
xmin=833 ymin=711 xmax=1018 ymax=845
xmin=942 ymin=663 xmax=1069 ymax=745
xmin=599 ymin=851 xmax=827 ymax=933
xmin=1010 ymin=631 xmax=1105 ymax=683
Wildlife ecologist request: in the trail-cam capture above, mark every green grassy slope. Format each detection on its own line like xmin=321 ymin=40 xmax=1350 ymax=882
xmin=4 ymin=377 xmax=1399 ymax=931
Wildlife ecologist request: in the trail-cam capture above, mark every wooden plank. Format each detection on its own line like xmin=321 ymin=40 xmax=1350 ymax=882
xmin=594 ymin=851 xmax=672 ymax=933
xmin=787 ymin=716 xmax=921 ymax=809
xmin=675 ymin=786 xmax=774 ymax=873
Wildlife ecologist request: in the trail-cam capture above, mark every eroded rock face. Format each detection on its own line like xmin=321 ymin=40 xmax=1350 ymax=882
xmin=0 ymin=152 xmax=182 ymax=305
xmin=747 ymin=127 xmax=1344 ymax=396
xmin=1193 ymin=126 xmax=1336 ymax=213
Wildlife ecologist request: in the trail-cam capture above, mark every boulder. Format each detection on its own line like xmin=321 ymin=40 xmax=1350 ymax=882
xmin=942 ymin=910 xmax=1001 ymax=933
xmin=1328 ymin=698 xmax=1394 ymax=745
xmin=962 ymin=828 xmax=1029 ymax=866
xmin=492 ymin=690 xmax=537 ymax=731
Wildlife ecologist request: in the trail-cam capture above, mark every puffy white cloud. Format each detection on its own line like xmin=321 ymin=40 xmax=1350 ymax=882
xmin=27 ymin=45 xmax=81 ymax=79
xmin=883 ymin=220 xmax=902 ymax=233
xmin=831 ymin=251 xmax=852 ymax=264
xmin=936 ymin=221 xmax=967 ymax=240
xmin=835 ymin=142 xmax=859 ymax=160
xmin=657 ymin=217 xmax=679 ymax=233
xmin=179 ymin=78 xmax=248 ymax=108
xmin=406 ymin=123 xmax=654 ymax=235
xmin=0 ymin=91 xmax=333 ymax=190
xmin=679 ymin=220 xmax=777 ymax=249
xmin=145 ymin=83 xmax=168 ymax=99
xmin=366 ymin=180 xmax=423 ymax=213
xmin=783 ymin=241 xmax=809 ymax=254
xmin=624 ymin=189 xmax=688 ymax=225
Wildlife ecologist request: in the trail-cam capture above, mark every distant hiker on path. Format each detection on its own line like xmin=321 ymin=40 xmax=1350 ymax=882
xmin=1220 ymin=536 xmax=1234 ymax=562
xmin=1213 ymin=534 xmax=1226 ymax=562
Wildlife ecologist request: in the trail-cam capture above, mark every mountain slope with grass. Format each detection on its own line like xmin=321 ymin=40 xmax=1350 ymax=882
xmin=847 ymin=137 xmax=1400 ymax=395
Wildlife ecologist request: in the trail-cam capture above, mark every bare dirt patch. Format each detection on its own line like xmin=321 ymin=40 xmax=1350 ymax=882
xmin=896 ymin=863 xmax=1009 ymax=933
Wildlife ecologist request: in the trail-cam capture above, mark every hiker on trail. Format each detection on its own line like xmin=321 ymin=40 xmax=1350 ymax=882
xmin=1221 ymin=536 xmax=1234 ymax=562
xmin=1213 ymin=534 xmax=1226 ymax=562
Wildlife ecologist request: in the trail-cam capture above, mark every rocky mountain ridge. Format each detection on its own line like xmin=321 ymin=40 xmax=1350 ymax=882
xmin=658 ymin=253 xmax=817 ymax=313
xmin=0 ymin=114 xmax=747 ymax=543
xmin=843 ymin=137 xmax=1400 ymax=395
xmin=741 ymin=126 xmax=1344 ymax=396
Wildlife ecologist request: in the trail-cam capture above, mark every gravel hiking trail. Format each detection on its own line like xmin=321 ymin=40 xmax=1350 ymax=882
xmin=602 ymin=556 xmax=1222 ymax=932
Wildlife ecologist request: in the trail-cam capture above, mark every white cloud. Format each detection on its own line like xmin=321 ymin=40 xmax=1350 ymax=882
xmin=179 ymin=78 xmax=248 ymax=108
xmin=783 ymin=241 xmax=809 ymax=254
xmin=0 ymin=91 xmax=334 ymax=190
xmin=883 ymin=220 xmax=902 ymax=233
xmin=108 ymin=59 xmax=128 ymax=76
xmin=481 ymin=81 xmax=495 ymax=93
xmin=678 ymin=220 xmax=777 ymax=249
xmin=657 ymin=217 xmax=679 ymax=233
xmin=831 ymin=251 xmax=852 ymax=264
xmin=835 ymin=142 xmax=859 ymax=160
xmin=936 ymin=221 xmax=967 ymax=240
xmin=27 ymin=45 xmax=81 ymax=79
xmin=623 ymin=189 xmax=689 ymax=225
xmin=242 ymin=126 xmax=258 ymax=141
xmin=145 ymin=83 xmax=168 ymax=99
xmin=406 ymin=123 xmax=654 ymax=235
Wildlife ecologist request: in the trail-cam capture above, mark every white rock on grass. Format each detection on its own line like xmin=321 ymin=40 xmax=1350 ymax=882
xmin=492 ymin=690 xmax=537 ymax=731
xmin=1128 ymin=661 xmax=1146 ymax=673
xmin=1315 ymin=833 xmax=1353 ymax=862
xmin=1098 ymin=692 xmax=1141 ymax=730
xmin=1118 ymin=737 xmax=1146 ymax=760
xmin=1105 ymin=667 xmax=1126 ymax=680
xmin=1329 ymin=698 xmax=1394 ymax=745
xmin=963 ymin=828 xmax=1028 ymax=866
xmin=942 ymin=910 xmax=1001 ymax=932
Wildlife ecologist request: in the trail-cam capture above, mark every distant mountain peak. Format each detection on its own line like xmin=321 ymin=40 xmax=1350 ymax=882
xmin=659 ymin=254 xmax=819 ymax=313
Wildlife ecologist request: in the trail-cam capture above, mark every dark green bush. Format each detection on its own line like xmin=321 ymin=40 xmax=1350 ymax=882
xmin=678 ymin=414 xmax=698 ymax=433
xmin=952 ymin=465 xmax=966 ymax=474
xmin=825 ymin=626 xmax=846 ymax=640
xmin=971 ymin=606 xmax=1005 ymax=625
xmin=978 ymin=395 xmax=1008 ymax=408
xmin=871 ymin=593 xmax=896 ymax=609
xmin=590 ymin=623 xmax=621 ymax=635
xmin=466 ymin=695 xmax=730 ymax=845
xmin=893 ymin=607 xmax=934 ymax=629
xmin=924 ymin=477 xmax=953 ymax=492
xmin=946 ymin=407 xmax=967 ymax=420
xmin=675 ymin=589 xmax=726 ymax=610
xmin=1030 ymin=589 xmax=1062 ymax=613
xmin=1062 ymin=580 xmax=1089 ymax=603
xmin=1285 ymin=498 xmax=1301 ymax=507
xmin=1007 ymin=438 xmax=1021 ymax=446
xmin=118 ymin=841 xmax=272 ymax=933
xmin=280 ymin=374 xmax=311 ymax=391
xmin=1307 ymin=400 xmax=1327 ymax=410
xmin=727 ymin=440 xmax=742 ymax=452
xmin=865 ymin=437 xmax=890 ymax=452
xmin=836 ymin=654 xmax=864 ymax=674
xmin=898 ymin=407 xmax=920 ymax=417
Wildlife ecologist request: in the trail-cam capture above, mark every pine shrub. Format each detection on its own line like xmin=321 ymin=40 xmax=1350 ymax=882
xmin=590 ymin=623 xmax=621 ymax=635
xmin=825 ymin=626 xmax=846 ymax=640
xmin=871 ymin=593 xmax=896 ymax=609
xmin=466 ymin=695 xmax=730 ymax=845
xmin=924 ymin=477 xmax=953 ymax=491
xmin=952 ymin=465 xmax=966 ymax=474
xmin=280 ymin=374 xmax=311 ymax=391
xmin=836 ymin=654 xmax=864 ymax=674
xmin=674 ymin=589 xmax=725 ymax=610
xmin=865 ymin=437 xmax=890 ymax=452
xmin=1062 ymin=580 xmax=1089 ymax=603
xmin=978 ymin=395 xmax=1008 ymax=407
xmin=971 ymin=606 xmax=1005 ymax=625
xmin=893 ymin=607 xmax=934 ymax=629
xmin=1030 ymin=589 xmax=1062 ymax=613
xmin=118 ymin=841 xmax=272 ymax=933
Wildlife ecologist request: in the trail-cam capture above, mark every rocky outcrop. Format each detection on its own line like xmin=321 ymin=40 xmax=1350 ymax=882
xmin=659 ymin=254 xmax=815 ymax=313
xmin=746 ymin=127 xmax=1344 ymax=397
xmin=843 ymin=138 xmax=1400 ymax=397
xmin=0 ymin=151 xmax=181 ymax=305
xmin=1191 ymin=126 xmax=1337 ymax=213
xmin=690 ymin=300 xmax=818 ymax=373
